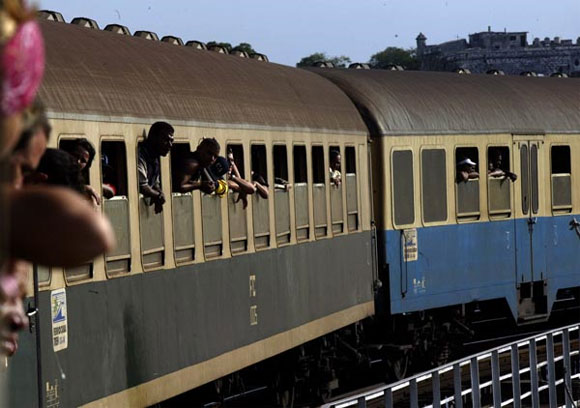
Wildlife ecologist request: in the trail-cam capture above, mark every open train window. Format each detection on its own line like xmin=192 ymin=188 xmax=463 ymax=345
xmin=228 ymin=144 xmax=245 ymax=178
xmin=59 ymin=138 xmax=94 ymax=185
xmin=312 ymin=145 xmax=328 ymax=237
xmin=101 ymin=141 xmax=131 ymax=275
xmin=59 ymin=137 xmax=96 ymax=282
xmin=227 ymin=144 xmax=248 ymax=253
xmin=487 ymin=146 xmax=512 ymax=218
xmin=455 ymin=147 xmax=480 ymax=220
xmin=392 ymin=149 xmax=414 ymax=227
xmin=170 ymin=143 xmax=195 ymax=263
xmin=551 ymin=145 xmax=572 ymax=213
xmin=329 ymin=146 xmax=344 ymax=234
xmin=273 ymin=145 xmax=290 ymax=245
xmin=421 ymin=148 xmax=447 ymax=223
xmin=293 ymin=145 xmax=309 ymax=241
xmin=137 ymin=141 xmax=165 ymax=269
xmin=345 ymin=146 xmax=359 ymax=231
xmin=251 ymin=145 xmax=270 ymax=249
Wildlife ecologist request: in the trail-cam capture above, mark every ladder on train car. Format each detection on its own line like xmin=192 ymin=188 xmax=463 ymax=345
xmin=322 ymin=323 xmax=580 ymax=408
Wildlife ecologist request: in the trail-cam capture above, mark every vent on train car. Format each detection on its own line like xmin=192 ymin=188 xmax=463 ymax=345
xmin=134 ymin=30 xmax=159 ymax=41
xmin=551 ymin=72 xmax=569 ymax=78
xmin=231 ymin=50 xmax=249 ymax=58
xmin=104 ymin=24 xmax=130 ymax=35
xmin=250 ymin=53 xmax=269 ymax=62
xmin=37 ymin=10 xmax=65 ymax=22
xmin=312 ymin=61 xmax=334 ymax=68
xmin=349 ymin=63 xmax=371 ymax=69
xmin=520 ymin=71 xmax=538 ymax=77
xmin=486 ymin=69 xmax=505 ymax=75
xmin=161 ymin=35 xmax=184 ymax=46
xmin=208 ymin=45 xmax=229 ymax=54
xmin=186 ymin=40 xmax=207 ymax=50
xmin=454 ymin=68 xmax=471 ymax=74
xmin=71 ymin=17 xmax=100 ymax=30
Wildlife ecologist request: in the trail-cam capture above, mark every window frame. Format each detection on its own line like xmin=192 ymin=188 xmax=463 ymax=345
xmin=101 ymin=136 xmax=132 ymax=278
xmin=486 ymin=144 xmax=513 ymax=220
xmin=390 ymin=147 xmax=416 ymax=229
xmin=550 ymin=143 xmax=573 ymax=215
xmin=420 ymin=146 xmax=448 ymax=226
xmin=454 ymin=145 xmax=481 ymax=222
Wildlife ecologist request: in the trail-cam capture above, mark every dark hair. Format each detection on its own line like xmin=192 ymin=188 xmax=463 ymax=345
xmin=13 ymin=98 xmax=51 ymax=153
xmin=66 ymin=138 xmax=95 ymax=170
xmin=37 ymin=149 xmax=85 ymax=194
xmin=330 ymin=149 xmax=340 ymax=163
xmin=148 ymin=121 xmax=174 ymax=140
xmin=198 ymin=137 xmax=220 ymax=152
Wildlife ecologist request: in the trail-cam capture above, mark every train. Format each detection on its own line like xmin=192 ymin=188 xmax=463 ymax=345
xmin=5 ymin=11 xmax=580 ymax=407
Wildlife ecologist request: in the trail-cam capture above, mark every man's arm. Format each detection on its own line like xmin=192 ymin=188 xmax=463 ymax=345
xmin=177 ymin=159 xmax=215 ymax=194
xmin=8 ymin=186 xmax=115 ymax=267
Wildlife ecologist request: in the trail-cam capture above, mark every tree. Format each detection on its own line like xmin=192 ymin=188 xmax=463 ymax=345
xmin=296 ymin=52 xmax=351 ymax=68
xmin=369 ymin=47 xmax=419 ymax=70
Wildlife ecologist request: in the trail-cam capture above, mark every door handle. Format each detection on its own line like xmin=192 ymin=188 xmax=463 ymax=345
xmin=569 ymin=218 xmax=580 ymax=239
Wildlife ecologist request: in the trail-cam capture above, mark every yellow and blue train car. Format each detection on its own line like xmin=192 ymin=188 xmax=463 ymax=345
xmin=319 ymin=68 xmax=580 ymax=333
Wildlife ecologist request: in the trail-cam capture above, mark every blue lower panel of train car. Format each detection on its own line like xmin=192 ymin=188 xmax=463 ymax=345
xmin=8 ymin=232 xmax=374 ymax=407
xmin=384 ymin=214 xmax=580 ymax=317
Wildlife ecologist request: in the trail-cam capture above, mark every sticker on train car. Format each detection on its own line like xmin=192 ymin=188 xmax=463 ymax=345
xmin=50 ymin=288 xmax=68 ymax=352
xmin=402 ymin=228 xmax=418 ymax=262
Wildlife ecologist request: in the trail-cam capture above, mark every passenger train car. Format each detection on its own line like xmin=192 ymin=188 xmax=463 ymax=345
xmin=6 ymin=12 xmax=580 ymax=407
xmin=8 ymin=15 xmax=374 ymax=407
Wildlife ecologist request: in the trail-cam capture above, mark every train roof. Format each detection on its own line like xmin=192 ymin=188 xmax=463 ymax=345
xmin=38 ymin=20 xmax=367 ymax=136
xmin=311 ymin=69 xmax=580 ymax=136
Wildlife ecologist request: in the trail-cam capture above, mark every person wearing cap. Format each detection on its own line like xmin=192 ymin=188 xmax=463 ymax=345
xmin=175 ymin=138 xmax=221 ymax=195
xmin=456 ymin=157 xmax=479 ymax=182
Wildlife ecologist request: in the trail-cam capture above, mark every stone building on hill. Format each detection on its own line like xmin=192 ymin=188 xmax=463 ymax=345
xmin=416 ymin=28 xmax=580 ymax=76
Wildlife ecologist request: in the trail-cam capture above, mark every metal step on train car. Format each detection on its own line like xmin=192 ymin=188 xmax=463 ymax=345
xmin=5 ymin=11 xmax=580 ymax=407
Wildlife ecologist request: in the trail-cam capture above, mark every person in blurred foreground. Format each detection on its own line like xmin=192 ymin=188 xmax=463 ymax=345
xmin=0 ymin=0 xmax=115 ymax=357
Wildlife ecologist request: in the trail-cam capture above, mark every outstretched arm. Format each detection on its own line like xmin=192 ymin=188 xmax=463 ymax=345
xmin=8 ymin=186 xmax=115 ymax=267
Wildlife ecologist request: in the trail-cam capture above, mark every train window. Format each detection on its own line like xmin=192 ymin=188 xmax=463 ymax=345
xmin=60 ymin=137 xmax=96 ymax=281
xmin=329 ymin=146 xmax=344 ymax=234
xmin=392 ymin=150 xmax=414 ymax=226
xmin=251 ymin=145 xmax=270 ymax=249
xmin=273 ymin=145 xmax=291 ymax=245
xmin=345 ymin=146 xmax=359 ymax=231
xmin=137 ymin=141 xmax=165 ymax=269
xmin=551 ymin=145 xmax=571 ymax=213
xmin=293 ymin=145 xmax=309 ymax=241
xmin=488 ymin=146 xmax=512 ymax=218
xmin=421 ymin=148 xmax=447 ymax=223
xmin=227 ymin=144 xmax=248 ymax=253
xmin=37 ymin=265 xmax=51 ymax=286
xmin=101 ymin=141 xmax=131 ymax=275
xmin=530 ymin=144 xmax=539 ymax=214
xmin=455 ymin=147 xmax=480 ymax=220
xmin=312 ymin=145 xmax=328 ymax=237
xmin=59 ymin=138 xmax=94 ymax=184
xmin=170 ymin=143 xmax=195 ymax=263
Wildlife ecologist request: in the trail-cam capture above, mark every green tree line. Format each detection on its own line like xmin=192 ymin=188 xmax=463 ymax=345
xmin=296 ymin=47 xmax=419 ymax=70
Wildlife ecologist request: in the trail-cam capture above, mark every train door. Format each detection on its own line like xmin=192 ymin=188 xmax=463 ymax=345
xmin=513 ymin=136 xmax=547 ymax=321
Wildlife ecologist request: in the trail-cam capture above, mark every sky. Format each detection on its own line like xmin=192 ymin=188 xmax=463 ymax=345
xmin=37 ymin=0 xmax=580 ymax=67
